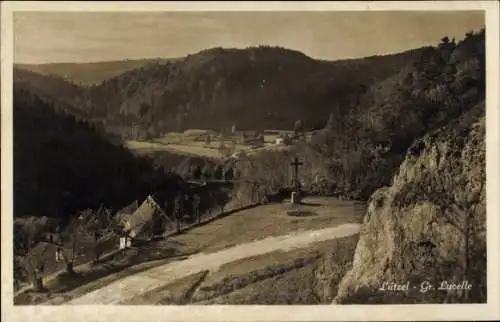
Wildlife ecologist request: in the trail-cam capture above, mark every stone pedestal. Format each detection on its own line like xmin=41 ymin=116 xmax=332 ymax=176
xmin=291 ymin=191 xmax=301 ymax=204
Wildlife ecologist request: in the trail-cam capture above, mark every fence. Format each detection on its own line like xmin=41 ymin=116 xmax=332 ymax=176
xmin=160 ymin=201 xmax=261 ymax=238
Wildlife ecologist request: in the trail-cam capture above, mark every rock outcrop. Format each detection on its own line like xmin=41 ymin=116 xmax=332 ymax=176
xmin=333 ymin=104 xmax=486 ymax=304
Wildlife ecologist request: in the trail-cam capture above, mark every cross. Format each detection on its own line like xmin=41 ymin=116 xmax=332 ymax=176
xmin=291 ymin=157 xmax=303 ymax=192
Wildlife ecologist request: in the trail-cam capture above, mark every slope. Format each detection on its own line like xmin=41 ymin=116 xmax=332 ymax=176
xmin=13 ymin=88 xmax=183 ymax=219
xmin=333 ymin=100 xmax=486 ymax=304
xmin=15 ymin=45 xmax=428 ymax=140
xmin=15 ymin=58 xmax=179 ymax=86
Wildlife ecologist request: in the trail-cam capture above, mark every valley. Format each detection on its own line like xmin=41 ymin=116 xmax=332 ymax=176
xmin=11 ymin=26 xmax=487 ymax=306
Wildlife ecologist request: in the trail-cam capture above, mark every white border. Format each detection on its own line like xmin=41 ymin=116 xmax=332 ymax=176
xmin=2 ymin=2 xmax=499 ymax=321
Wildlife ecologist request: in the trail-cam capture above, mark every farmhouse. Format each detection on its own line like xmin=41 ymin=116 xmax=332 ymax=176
xmin=122 ymin=195 xmax=171 ymax=240
xmin=115 ymin=200 xmax=139 ymax=227
xmin=275 ymin=134 xmax=292 ymax=145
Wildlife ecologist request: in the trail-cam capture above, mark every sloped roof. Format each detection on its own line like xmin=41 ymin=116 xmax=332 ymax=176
xmin=115 ymin=200 xmax=139 ymax=226
xmin=124 ymin=195 xmax=168 ymax=239
xmin=119 ymin=200 xmax=139 ymax=214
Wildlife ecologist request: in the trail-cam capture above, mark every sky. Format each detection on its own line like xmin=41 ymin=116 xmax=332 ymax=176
xmin=14 ymin=11 xmax=485 ymax=64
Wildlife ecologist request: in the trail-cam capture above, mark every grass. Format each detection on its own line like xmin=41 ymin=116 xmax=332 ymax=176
xmin=195 ymin=234 xmax=360 ymax=304
xmin=14 ymin=240 xmax=195 ymax=305
xmin=15 ymin=197 xmax=364 ymax=305
xmin=125 ymin=140 xmax=224 ymax=158
xmin=165 ymin=197 xmax=364 ymax=254
xmin=126 ymin=130 xmax=295 ymax=159
xmin=203 ymin=238 xmax=341 ymax=286
xmin=126 ymin=270 xmax=209 ymax=305
xmin=125 ymin=234 xmax=360 ymax=305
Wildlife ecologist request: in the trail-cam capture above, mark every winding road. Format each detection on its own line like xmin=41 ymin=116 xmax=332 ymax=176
xmin=67 ymin=223 xmax=360 ymax=305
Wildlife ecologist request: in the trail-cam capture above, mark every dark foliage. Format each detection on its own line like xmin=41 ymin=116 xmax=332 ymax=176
xmin=14 ymin=45 xmax=426 ymax=140
xmin=13 ymin=88 xmax=183 ymax=220
xmin=306 ymin=28 xmax=485 ymax=199
xmin=230 ymin=29 xmax=485 ymax=201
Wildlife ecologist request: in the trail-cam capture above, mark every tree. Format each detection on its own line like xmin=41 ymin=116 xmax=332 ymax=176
xmin=213 ymin=165 xmax=223 ymax=180
xmin=201 ymin=164 xmax=213 ymax=180
xmin=174 ymin=193 xmax=183 ymax=233
xmin=223 ymin=166 xmax=234 ymax=181
xmin=192 ymin=165 xmax=202 ymax=180
xmin=22 ymin=239 xmax=55 ymax=292
xmin=85 ymin=207 xmax=114 ymax=263
xmin=204 ymin=135 xmax=212 ymax=147
xmin=59 ymin=212 xmax=94 ymax=275
xmin=325 ymin=112 xmax=335 ymax=131
xmin=192 ymin=194 xmax=201 ymax=225
xmin=293 ymin=119 xmax=303 ymax=133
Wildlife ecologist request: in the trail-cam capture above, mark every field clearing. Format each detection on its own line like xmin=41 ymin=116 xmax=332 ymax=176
xmin=125 ymin=139 xmax=287 ymax=159
xmin=165 ymin=197 xmax=365 ymax=255
xmin=264 ymin=134 xmax=280 ymax=143
xmin=125 ymin=128 xmax=310 ymax=159
xmin=125 ymin=140 xmax=222 ymax=158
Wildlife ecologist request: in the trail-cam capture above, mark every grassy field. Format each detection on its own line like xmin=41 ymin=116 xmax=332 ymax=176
xmin=124 ymin=234 xmax=360 ymax=304
xmin=126 ymin=140 xmax=224 ymax=158
xmin=14 ymin=197 xmax=364 ymax=305
xmin=165 ymin=197 xmax=365 ymax=254
xmin=200 ymin=234 xmax=359 ymax=304
xmin=125 ymin=129 xmax=300 ymax=159
xmin=127 ymin=270 xmax=210 ymax=305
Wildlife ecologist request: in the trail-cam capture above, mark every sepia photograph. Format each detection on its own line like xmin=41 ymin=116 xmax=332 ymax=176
xmin=1 ymin=1 xmax=499 ymax=321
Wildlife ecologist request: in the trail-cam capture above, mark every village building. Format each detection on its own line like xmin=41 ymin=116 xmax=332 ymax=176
xmin=23 ymin=241 xmax=66 ymax=287
xmin=115 ymin=200 xmax=139 ymax=227
xmin=121 ymin=195 xmax=172 ymax=242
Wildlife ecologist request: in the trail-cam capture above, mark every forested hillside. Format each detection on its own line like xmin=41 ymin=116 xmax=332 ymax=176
xmin=13 ymin=29 xmax=485 ymax=205
xmin=13 ymin=88 xmax=183 ymax=220
xmin=15 ymin=45 xmax=428 ymax=140
xmin=231 ymin=29 xmax=485 ymax=202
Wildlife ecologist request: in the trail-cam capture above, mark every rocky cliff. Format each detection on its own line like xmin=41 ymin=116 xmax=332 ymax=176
xmin=333 ymin=102 xmax=486 ymax=304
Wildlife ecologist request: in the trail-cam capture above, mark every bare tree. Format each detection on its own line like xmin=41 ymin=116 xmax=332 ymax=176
xmin=79 ymin=207 xmax=116 ymax=263
xmin=23 ymin=245 xmax=49 ymax=292
xmin=174 ymin=193 xmax=183 ymax=233
xmin=59 ymin=212 xmax=94 ymax=275
xmin=193 ymin=194 xmax=201 ymax=225
xmin=293 ymin=119 xmax=304 ymax=136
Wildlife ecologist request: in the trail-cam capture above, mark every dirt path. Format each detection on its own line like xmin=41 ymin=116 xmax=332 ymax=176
xmin=67 ymin=223 xmax=360 ymax=305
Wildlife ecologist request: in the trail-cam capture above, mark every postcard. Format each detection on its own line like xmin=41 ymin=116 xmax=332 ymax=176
xmin=1 ymin=1 xmax=499 ymax=321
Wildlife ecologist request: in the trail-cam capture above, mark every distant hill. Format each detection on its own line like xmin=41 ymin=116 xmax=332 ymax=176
xmin=15 ymin=58 xmax=179 ymax=86
xmin=14 ymin=45 xmax=429 ymax=140
xmin=231 ymin=30 xmax=485 ymax=202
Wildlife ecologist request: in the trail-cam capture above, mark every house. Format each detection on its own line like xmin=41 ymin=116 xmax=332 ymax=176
xmin=115 ymin=200 xmax=139 ymax=227
xmin=275 ymin=134 xmax=292 ymax=145
xmin=122 ymin=195 xmax=171 ymax=241
xmin=23 ymin=241 xmax=66 ymax=280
